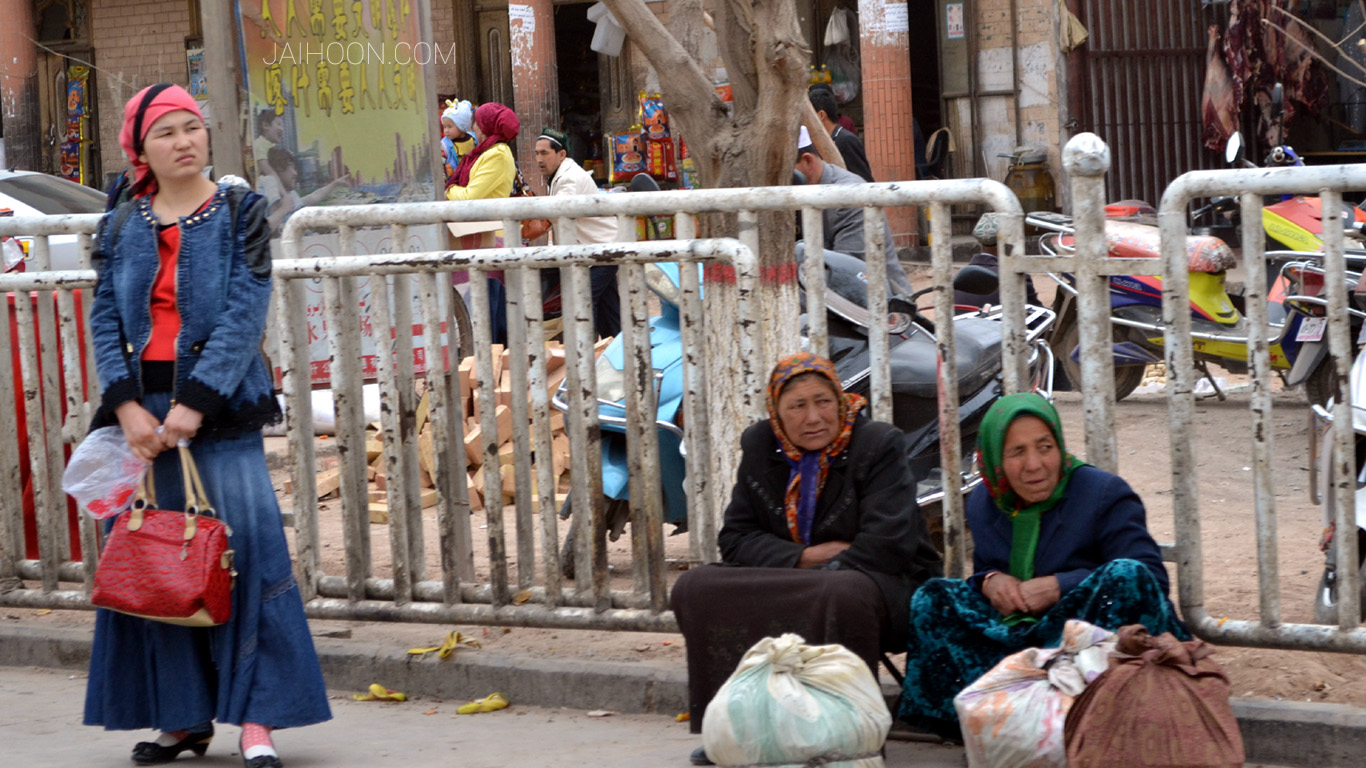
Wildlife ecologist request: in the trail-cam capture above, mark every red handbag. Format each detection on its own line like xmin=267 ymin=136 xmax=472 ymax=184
xmin=91 ymin=445 xmax=235 ymax=627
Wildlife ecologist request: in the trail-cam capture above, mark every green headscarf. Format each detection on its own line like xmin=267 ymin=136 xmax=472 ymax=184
xmin=976 ymin=393 xmax=1085 ymax=624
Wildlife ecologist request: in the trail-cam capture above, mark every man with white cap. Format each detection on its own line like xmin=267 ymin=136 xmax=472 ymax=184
xmin=534 ymin=126 xmax=620 ymax=338
xmin=794 ymin=125 xmax=913 ymax=296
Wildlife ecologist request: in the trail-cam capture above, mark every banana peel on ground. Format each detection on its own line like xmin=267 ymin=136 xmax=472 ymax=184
xmin=456 ymin=692 xmax=509 ymax=714
xmin=407 ymin=630 xmax=482 ymax=660
xmin=353 ymin=683 xmax=407 ymax=702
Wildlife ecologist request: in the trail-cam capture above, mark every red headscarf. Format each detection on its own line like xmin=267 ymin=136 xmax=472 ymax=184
xmin=452 ymin=103 xmax=520 ymax=188
xmin=118 ymin=84 xmax=205 ymax=198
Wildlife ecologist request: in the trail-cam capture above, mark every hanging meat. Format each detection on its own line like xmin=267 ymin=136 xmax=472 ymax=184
xmin=1204 ymin=25 xmax=1239 ymax=151
xmin=1222 ymin=0 xmax=1259 ymax=105
xmin=1274 ymin=3 xmax=1329 ymax=115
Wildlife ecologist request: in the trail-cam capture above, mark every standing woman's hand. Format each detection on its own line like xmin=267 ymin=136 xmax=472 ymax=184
xmin=115 ymin=401 xmax=163 ymax=462
xmin=159 ymin=404 xmax=204 ymax=449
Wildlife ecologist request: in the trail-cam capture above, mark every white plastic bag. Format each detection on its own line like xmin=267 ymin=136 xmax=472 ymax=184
xmin=62 ymin=426 xmax=149 ymax=519
xmin=824 ymin=8 xmax=861 ymax=104
xmin=703 ymin=633 xmax=891 ymax=768
xmin=954 ymin=620 xmax=1116 ymax=768
xmin=824 ymin=7 xmax=853 ymax=46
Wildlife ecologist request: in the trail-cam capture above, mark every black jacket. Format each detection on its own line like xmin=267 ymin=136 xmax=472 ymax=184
xmin=831 ymin=125 xmax=875 ymax=183
xmin=718 ymin=415 xmax=943 ymax=648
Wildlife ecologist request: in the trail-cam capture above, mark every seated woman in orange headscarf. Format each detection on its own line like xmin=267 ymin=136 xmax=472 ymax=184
xmin=670 ymin=352 xmax=942 ymax=765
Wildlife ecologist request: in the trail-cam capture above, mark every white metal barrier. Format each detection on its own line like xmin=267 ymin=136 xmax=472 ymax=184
xmin=1159 ymin=161 xmax=1366 ymax=652
xmin=0 ymin=178 xmax=1032 ymax=630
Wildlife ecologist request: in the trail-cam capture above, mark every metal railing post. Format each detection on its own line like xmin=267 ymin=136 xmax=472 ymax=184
xmin=1063 ymin=133 xmax=1119 ymax=474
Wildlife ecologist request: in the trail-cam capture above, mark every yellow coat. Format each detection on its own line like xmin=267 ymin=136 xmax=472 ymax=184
xmin=446 ymin=143 xmax=515 ymax=201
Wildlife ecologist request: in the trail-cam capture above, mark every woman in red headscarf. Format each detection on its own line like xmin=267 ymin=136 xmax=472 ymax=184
xmin=670 ymin=352 xmax=942 ymax=766
xmin=82 ymin=84 xmax=330 ymax=768
xmin=445 ymin=102 xmax=520 ymax=201
xmin=444 ymin=102 xmax=521 ymax=345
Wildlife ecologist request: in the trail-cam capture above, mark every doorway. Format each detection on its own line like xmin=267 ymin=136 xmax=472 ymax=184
xmin=553 ymin=4 xmax=607 ymax=181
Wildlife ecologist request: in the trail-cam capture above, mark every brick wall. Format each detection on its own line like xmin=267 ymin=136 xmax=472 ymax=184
xmin=90 ymin=0 xmax=195 ymax=183
xmin=430 ymin=0 xmax=457 ymax=94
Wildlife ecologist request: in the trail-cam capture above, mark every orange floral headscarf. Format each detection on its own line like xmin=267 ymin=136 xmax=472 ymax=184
xmin=766 ymin=353 xmax=866 ymax=544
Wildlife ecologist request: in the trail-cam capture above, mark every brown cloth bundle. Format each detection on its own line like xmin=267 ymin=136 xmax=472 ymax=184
xmin=1065 ymin=625 xmax=1245 ymax=768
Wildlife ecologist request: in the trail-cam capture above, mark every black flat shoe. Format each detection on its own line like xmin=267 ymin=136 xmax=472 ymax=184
xmin=243 ymin=756 xmax=284 ymax=768
xmin=689 ymin=746 xmax=714 ymax=766
xmin=131 ymin=726 xmax=214 ymax=765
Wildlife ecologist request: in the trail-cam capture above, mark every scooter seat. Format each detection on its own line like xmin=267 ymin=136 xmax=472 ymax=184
xmin=889 ymin=316 xmax=1003 ymax=399
xmin=1099 ymin=220 xmax=1237 ymax=273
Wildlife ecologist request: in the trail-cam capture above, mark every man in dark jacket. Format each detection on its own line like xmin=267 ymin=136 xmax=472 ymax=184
xmin=810 ymin=85 xmax=874 ymax=182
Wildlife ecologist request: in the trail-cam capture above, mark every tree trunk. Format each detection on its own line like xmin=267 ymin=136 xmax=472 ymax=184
xmin=601 ymin=0 xmax=810 ymax=543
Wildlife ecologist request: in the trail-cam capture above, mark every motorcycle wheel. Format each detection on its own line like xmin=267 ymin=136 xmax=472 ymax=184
xmin=1304 ymin=355 xmax=1337 ymax=409
xmin=1313 ymin=546 xmax=1366 ymax=626
xmin=449 ymin=287 xmax=476 ymax=360
xmin=1055 ymin=321 xmax=1146 ymax=402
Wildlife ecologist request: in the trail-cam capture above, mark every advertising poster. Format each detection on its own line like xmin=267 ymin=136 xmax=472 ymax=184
xmin=60 ymin=66 xmax=91 ymax=184
xmin=186 ymin=47 xmax=210 ymax=119
xmin=238 ymin=1 xmax=445 ymax=386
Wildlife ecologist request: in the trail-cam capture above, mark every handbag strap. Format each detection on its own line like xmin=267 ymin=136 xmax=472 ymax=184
xmin=128 ymin=443 xmax=216 ymax=536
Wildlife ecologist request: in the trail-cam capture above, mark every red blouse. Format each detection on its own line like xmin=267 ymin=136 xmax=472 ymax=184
xmin=141 ymin=198 xmax=211 ymax=361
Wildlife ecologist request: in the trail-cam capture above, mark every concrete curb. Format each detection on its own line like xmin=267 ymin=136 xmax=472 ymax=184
xmin=1233 ymin=697 xmax=1366 ymax=767
xmin=1 ymin=623 xmax=1360 ymax=766
xmin=0 ymin=623 xmax=689 ymax=716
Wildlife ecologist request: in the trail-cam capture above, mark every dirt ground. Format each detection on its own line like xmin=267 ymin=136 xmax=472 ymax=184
xmin=14 ymin=377 xmax=1366 ymax=711
xmin=11 ymin=270 xmax=1366 ymax=712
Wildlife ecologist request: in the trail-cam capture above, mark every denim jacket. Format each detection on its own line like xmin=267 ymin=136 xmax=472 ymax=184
xmin=88 ymin=182 xmax=281 ymax=438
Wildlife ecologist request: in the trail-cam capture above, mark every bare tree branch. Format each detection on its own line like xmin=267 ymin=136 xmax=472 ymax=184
xmin=667 ymin=0 xmax=707 ymax=63
xmin=601 ymin=0 xmax=722 ymax=119
xmin=717 ymin=0 xmax=759 ymax=116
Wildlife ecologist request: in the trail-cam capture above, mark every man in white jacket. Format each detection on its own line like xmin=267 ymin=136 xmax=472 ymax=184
xmin=535 ymin=127 xmax=620 ymax=338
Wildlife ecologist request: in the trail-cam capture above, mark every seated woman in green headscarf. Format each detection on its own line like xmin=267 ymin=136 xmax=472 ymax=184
xmin=897 ymin=392 xmax=1187 ymax=739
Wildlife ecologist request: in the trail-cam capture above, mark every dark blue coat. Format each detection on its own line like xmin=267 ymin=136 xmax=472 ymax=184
xmin=965 ymin=464 xmax=1168 ymax=596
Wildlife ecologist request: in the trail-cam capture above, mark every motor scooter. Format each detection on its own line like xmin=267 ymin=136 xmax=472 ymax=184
xmin=1033 ymin=205 xmax=1317 ymax=401
xmin=552 ymin=247 xmax=1057 ymax=574
xmin=1307 ymin=301 xmax=1366 ymax=623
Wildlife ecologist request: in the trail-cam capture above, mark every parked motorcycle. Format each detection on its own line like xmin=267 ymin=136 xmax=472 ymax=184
xmin=1276 ymin=261 xmax=1366 ymax=406
xmin=552 ymin=248 xmax=1057 ymax=573
xmin=1219 ymin=97 xmax=1366 ymax=405
xmin=1033 ymin=205 xmax=1319 ymax=402
xmin=1307 ymin=300 xmax=1366 ymax=623
xmin=812 ymin=251 xmax=1056 ymax=521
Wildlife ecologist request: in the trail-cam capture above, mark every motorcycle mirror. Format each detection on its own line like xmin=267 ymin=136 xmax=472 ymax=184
xmin=952 ymin=264 xmax=1000 ymax=296
xmin=1225 ymin=132 xmax=1244 ymax=166
xmin=1272 ymin=83 xmax=1284 ymax=119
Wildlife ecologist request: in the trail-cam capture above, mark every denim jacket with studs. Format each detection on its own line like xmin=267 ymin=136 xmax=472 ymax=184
xmin=88 ymin=182 xmax=281 ymax=438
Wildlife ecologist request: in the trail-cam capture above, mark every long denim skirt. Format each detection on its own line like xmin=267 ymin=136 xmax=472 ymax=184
xmin=84 ymin=393 xmax=332 ymax=732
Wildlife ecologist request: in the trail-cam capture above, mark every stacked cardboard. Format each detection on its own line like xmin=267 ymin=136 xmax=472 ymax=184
xmin=311 ymin=339 xmax=612 ymax=523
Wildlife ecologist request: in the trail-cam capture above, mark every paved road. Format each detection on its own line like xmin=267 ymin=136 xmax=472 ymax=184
xmin=0 ymin=666 xmax=968 ymax=768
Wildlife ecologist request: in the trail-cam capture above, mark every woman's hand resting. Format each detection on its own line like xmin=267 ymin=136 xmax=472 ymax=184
xmin=798 ymin=540 xmax=852 ymax=569
xmin=982 ymin=572 xmax=1061 ymax=617
xmin=115 ymin=402 xmax=163 ymax=462
xmin=1018 ymin=575 xmax=1061 ymax=614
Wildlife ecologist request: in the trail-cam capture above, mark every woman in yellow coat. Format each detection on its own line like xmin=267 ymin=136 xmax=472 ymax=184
xmin=446 ymin=102 xmax=519 ymax=201
xmin=446 ymin=102 xmax=520 ymax=343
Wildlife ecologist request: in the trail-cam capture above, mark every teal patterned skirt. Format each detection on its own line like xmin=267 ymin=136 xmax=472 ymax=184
xmin=897 ymin=558 xmax=1187 ymax=739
